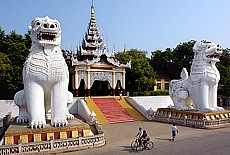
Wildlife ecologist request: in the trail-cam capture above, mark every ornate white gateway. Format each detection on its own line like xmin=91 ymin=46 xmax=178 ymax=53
xmin=169 ymin=41 xmax=225 ymax=112
xmin=14 ymin=16 xmax=74 ymax=129
xmin=70 ymin=2 xmax=130 ymax=97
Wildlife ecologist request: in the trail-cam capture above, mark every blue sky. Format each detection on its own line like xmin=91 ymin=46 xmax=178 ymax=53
xmin=1 ymin=0 xmax=230 ymax=57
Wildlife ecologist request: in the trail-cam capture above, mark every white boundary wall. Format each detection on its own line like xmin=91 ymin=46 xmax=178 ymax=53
xmin=0 ymin=99 xmax=93 ymax=124
xmin=0 ymin=100 xmax=18 ymax=119
xmin=126 ymin=96 xmax=173 ymax=119
xmin=0 ymin=96 xmax=173 ymax=122
xmin=68 ymin=98 xmax=92 ymax=123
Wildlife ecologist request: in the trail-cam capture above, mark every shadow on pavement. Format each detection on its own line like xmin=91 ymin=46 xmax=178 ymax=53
xmin=119 ymin=145 xmax=138 ymax=153
xmin=155 ymin=138 xmax=171 ymax=141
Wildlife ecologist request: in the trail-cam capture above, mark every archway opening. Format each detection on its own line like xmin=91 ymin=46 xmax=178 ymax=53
xmin=115 ymin=80 xmax=122 ymax=96
xmin=91 ymin=80 xmax=111 ymax=96
xmin=78 ymin=79 xmax=86 ymax=96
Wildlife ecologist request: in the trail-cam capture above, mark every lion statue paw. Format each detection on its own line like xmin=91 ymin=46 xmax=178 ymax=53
xmin=29 ymin=120 xmax=46 ymax=129
xmin=52 ymin=119 xmax=68 ymax=127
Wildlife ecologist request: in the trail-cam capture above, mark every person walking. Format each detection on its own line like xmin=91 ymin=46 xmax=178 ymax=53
xmin=119 ymin=91 xmax=122 ymax=100
xmin=171 ymin=123 xmax=178 ymax=141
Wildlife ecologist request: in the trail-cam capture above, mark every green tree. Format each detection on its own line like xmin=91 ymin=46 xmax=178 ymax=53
xmin=219 ymin=48 xmax=230 ymax=66
xmin=0 ymin=52 xmax=11 ymax=99
xmin=218 ymin=48 xmax=230 ymax=95
xmin=0 ymin=29 xmax=7 ymax=97
xmin=0 ymin=52 xmax=11 ymax=77
xmin=171 ymin=40 xmax=195 ymax=78
xmin=0 ymin=30 xmax=30 ymax=99
xmin=150 ymin=40 xmax=195 ymax=79
xmin=117 ymin=49 xmax=156 ymax=93
xmin=218 ymin=65 xmax=230 ymax=95
xmin=151 ymin=48 xmax=173 ymax=77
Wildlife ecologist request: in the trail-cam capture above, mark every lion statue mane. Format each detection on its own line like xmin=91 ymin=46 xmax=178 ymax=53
xmin=169 ymin=41 xmax=225 ymax=112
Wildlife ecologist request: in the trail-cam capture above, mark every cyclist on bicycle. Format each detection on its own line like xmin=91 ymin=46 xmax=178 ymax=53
xmin=140 ymin=130 xmax=149 ymax=148
xmin=135 ymin=127 xmax=143 ymax=144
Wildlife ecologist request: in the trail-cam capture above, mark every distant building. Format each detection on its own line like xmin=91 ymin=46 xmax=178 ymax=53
xmin=69 ymin=2 xmax=130 ymax=97
xmin=154 ymin=74 xmax=170 ymax=91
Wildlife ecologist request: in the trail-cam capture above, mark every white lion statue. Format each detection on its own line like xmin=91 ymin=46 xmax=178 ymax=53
xmin=169 ymin=41 xmax=225 ymax=112
xmin=14 ymin=16 xmax=74 ymax=129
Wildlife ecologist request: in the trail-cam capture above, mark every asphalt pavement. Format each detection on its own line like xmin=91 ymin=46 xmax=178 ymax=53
xmin=62 ymin=121 xmax=230 ymax=155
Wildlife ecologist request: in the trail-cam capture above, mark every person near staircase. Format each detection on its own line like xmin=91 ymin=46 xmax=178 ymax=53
xmin=119 ymin=91 xmax=122 ymax=100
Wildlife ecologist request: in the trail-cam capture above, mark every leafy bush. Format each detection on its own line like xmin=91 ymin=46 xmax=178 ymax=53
xmin=149 ymin=91 xmax=155 ymax=96
xmin=132 ymin=92 xmax=139 ymax=96
xmin=139 ymin=91 xmax=144 ymax=96
xmin=130 ymin=90 xmax=169 ymax=96
xmin=153 ymin=90 xmax=169 ymax=96
xmin=143 ymin=91 xmax=150 ymax=96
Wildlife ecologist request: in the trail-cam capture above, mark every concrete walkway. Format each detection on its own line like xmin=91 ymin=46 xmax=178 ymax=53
xmin=62 ymin=121 xmax=230 ymax=155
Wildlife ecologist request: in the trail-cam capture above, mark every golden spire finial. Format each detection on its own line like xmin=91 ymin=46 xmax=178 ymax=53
xmin=124 ymin=44 xmax=126 ymax=53
xmin=91 ymin=0 xmax=95 ymax=18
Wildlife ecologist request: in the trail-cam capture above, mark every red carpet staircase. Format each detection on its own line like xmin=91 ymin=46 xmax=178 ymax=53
xmin=92 ymin=98 xmax=136 ymax=124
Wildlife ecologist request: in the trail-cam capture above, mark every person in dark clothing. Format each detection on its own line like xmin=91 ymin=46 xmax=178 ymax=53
xmin=140 ymin=130 xmax=149 ymax=147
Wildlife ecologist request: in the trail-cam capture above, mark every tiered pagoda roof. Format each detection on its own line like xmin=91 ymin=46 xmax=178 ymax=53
xmin=72 ymin=2 xmax=131 ymax=68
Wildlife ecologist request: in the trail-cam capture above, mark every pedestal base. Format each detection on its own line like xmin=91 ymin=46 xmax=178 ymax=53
xmin=154 ymin=108 xmax=230 ymax=129
xmin=4 ymin=118 xmax=91 ymax=145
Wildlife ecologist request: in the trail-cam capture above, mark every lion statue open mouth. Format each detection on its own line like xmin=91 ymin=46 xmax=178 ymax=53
xmin=30 ymin=16 xmax=61 ymax=45
xmin=169 ymin=41 xmax=224 ymax=112
xmin=14 ymin=16 xmax=74 ymax=129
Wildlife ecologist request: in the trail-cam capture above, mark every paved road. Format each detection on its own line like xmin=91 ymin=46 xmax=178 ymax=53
xmin=62 ymin=121 xmax=230 ymax=155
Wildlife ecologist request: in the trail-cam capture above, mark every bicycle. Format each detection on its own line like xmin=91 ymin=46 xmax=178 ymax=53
xmin=136 ymin=139 xmax=154 ymax=152
xmin=131 ymin=137 xmax=140 ymax=150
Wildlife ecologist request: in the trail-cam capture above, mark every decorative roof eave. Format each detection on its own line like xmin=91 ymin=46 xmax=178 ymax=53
xmin=107 ymin=57 xmax=120 ymax=66
xmin=71 ymin=57 xmax=86 ymax=66
xmin=79 ymin=48 xmax=115 ymax=57
xmin=81 ymin=49 xmax=94 ymax=55
xmin=107 ymin=58 xmax=131 ymax=69
xmin=118 ymin=61 xmax=131 ymax=69
xmin=97 ymin=51 xmax=115 ymax=58
xmin=71 ymin=57 xmax=100 ymax=66
xmin=71 ymin=56 xmax=131 ymax=69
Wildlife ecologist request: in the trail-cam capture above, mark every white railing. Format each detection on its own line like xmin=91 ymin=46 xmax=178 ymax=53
xmin=77 ymin=99 xmax=92 ymax=123
xmin=0 ymin=133 xmax=105 ymax=155
xmin=153 ymin=115 xmax=230 ymax=129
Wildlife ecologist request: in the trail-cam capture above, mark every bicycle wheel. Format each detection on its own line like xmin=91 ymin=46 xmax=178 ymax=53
xmin=131 ymin=141 xmax=138 ymax=150
xmin=136 ymin=144 xmax=143 ymax=152
xmin=146 ymin=141 xmax=154 ymax=150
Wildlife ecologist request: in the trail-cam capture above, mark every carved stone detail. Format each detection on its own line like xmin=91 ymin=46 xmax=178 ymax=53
xmin=26 ymin=47 xmax=67 ymax=81
xmin=90 ymin=71 xmax=112 ymax=88
xmin=78 ymin=71 xmax=87 ymax=87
